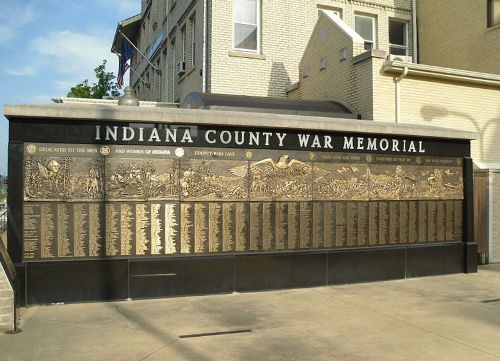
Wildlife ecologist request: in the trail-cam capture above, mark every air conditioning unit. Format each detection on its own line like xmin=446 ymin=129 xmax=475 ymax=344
xmin=176 ymin=61 xmax=186 ymax=76
xmin=387 ymin=54 xmax=412 ymax=63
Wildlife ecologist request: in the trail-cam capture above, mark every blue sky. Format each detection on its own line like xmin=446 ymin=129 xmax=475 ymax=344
xmin=0 ymin=0 xmax=141 ymax=175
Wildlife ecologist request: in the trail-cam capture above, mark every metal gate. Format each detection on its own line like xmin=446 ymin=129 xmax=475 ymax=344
xmin=474 ymin=171 xmax=489 ymax=263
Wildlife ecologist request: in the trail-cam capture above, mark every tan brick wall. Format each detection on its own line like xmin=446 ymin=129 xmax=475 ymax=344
xmin=208 ymin=0 xmax=413 ymax=98
xmin=209 ymin=0 xmax=316 ymax=97
xmin=418 ymin=0 xmax=500 ymax=75
xmin=369 ymin=62 xmax=500 ymax=165
xmin=129 ymin=0 xmax=415 ymax=101
xmin=292 ymin=13 xmax=365 ymax=110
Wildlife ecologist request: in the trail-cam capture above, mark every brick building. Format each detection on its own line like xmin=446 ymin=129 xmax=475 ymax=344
xmin=112 ymin=0 xmax=500 ymax=262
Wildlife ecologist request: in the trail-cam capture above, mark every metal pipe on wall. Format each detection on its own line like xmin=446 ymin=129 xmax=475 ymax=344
xmin=395 ymin=66 xmax=409 ymax=123
xmin=412 ymin=0 xmax=418 ymax=63
xmin=202 ymin=0 xmax=208 ymax=93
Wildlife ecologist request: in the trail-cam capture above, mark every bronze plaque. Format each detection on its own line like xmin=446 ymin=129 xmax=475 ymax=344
xmin=335 ymin=202 xmax=347 ymax=247
xmin=408 ymin=201 xmax=418 ymax=243
xmin=249 ymin=150 xmax=312 ymax=201
xmin=313 ymin=160 xmax=369 ymax=201
xmin=287 ymin=202 xmax=300 ymax=249
xmin=368 ymin=202 xmax=379 ymax=246
xmin=194 ymin=203 xmax=208 ymax=253
xmin=275 ymin=203 xmax=288 ymax=250
xmin=436 ymin=201 xmax=446 ymax=241
xmin=346 ymin=202 xmax=358 ymax=247
xmin=299 ymin=202 xmax=312 ymax=249
xmin=389 ymin=202 xmax=400 ymax=245
xmin=120 ymin=203 xmax=134 ymax=256
xmin=323 ymin=202 xmax=335 ymax=248
xmin=235 ymin=203 xmax=249 ymax=252
xmin=262 ymin=202 xmax=275 ymax=251
xmin=312 ymin=202 xmax=323 ymax=248
xmin=454 ymin=200 xmax=463 ymax=241
xmin=21 ymin=143 xmax=465 ymax=261
xmin=249 ymin=203 xmax=262 ymax=251
xmin=378 ymin=202 xmax=390 ymax=245
xmin=180 ymin=203 xmax=194 ymax=253
xmin=418 ymin=202 xmax=429 ymax=243
xmin=88 ymin=203 xmax=105 ymax=257
xmin=105 ymin=203 xmax=119 ymax=256
xmin=357 ymin=203 xmax=369 ymax=246
xmin=445 ymin=201 xmax=455 ymax=241
xmin=427 ymin=201 xmax=437 ymax=242
xmin=399 ymin=202 xmax=409 ymax=244
xmin=219 ymin=202 xmax=230 ymax=252
xmin=23 ymin=204 xmax=40 ymax=260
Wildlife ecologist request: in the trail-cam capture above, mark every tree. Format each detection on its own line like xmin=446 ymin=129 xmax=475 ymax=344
xmin=66 ymin=60 xmax=120 ymax=99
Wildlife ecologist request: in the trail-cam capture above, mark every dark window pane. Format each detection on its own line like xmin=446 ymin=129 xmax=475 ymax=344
xmin=389 ymin=20 xmax=406 ymax=46
xmin=390 ymin=47 xmax=407 ymax=56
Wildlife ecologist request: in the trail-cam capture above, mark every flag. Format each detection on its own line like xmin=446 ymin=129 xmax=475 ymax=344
xmin=117 ymin=40 xmax=133 ymax=89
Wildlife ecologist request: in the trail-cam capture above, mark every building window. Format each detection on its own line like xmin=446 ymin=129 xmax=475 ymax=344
xmin=488 ymin=0 xmax=500 ymax=27
xmin=233 ymin=0 xmax=259 ymax=52
xmin=389 ymin=20 xmax=408 ymax=55
xmin=355 ymin=14 xmax=376 ymax=50
xmin=190 ymin=14 xmax=196 ymax=66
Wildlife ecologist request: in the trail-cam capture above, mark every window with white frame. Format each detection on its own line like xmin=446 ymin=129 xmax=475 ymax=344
xmin=355 ymin=14 xmax=376 ymax=50
xmin=233 ymin=0 xmax=259 ymax=52
xmin=488 ymin=0 xmax=500 ymax=27
xmin=389 ymin=20 xmax=408 ymax=55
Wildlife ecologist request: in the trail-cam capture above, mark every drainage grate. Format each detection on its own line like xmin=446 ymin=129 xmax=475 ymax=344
xmin=178 ymin=329 xmax=253 ymax=339
xmin=481 ymin=298 xmax=500 ymax=304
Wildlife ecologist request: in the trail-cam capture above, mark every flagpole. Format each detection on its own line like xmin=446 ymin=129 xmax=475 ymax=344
xmin=119 ymin=30 xmax=162 ymax=76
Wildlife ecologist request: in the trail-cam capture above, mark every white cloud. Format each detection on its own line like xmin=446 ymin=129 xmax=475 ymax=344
xmin=114 ymin=0 xmax=141 ymax=15
xmin=0 ymin=2 xmax=35 ymax=45
xmin=31 ymin=30 xmax=119 ymax=80
xmin=5 ymin=65 xmax=37 ymax=76
xmin=92 ymin=0 xmax=140 ymax=16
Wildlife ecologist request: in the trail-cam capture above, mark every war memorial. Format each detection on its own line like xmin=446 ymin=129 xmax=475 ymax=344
xmin=3 ymin=98 xmax=478 ymax=305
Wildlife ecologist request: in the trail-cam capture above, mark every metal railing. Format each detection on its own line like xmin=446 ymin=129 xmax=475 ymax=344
xmin=0 ymin=210 xmax=6 ymax=234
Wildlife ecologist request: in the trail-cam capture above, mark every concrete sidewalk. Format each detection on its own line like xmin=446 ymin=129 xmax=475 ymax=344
xmin=2 ymin=265 xmax=500 ymax=361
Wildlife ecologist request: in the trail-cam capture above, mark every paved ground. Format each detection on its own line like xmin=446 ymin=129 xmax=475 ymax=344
xmin=2 ymin=264 xmax=500 ymax=361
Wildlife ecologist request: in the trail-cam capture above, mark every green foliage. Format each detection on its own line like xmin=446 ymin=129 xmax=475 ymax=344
xmin=66 ymin=60 xmax=120 ymax=99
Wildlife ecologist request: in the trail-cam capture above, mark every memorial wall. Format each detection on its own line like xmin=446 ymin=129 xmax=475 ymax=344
xmin=4 ymin=106 xmax=477 ymax=303
xmin=22 ymin=140 xmax=464 ymax=262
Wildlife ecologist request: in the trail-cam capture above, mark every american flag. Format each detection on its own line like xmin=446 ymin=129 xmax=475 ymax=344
xmin=117 ymin=41 xmax=133 ymax=88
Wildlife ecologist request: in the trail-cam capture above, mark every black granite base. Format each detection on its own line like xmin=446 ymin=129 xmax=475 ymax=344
xmin=20 ymin=242 xmax=472 ymax=305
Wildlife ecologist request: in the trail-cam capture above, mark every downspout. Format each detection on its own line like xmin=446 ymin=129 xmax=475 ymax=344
xmin=412 ymin=0 xmax=418 ymax=63
xmin=202 ymin=0 xmax=208 ymax=93
xmin=395 ymin=66 xmax=409 ymax=123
